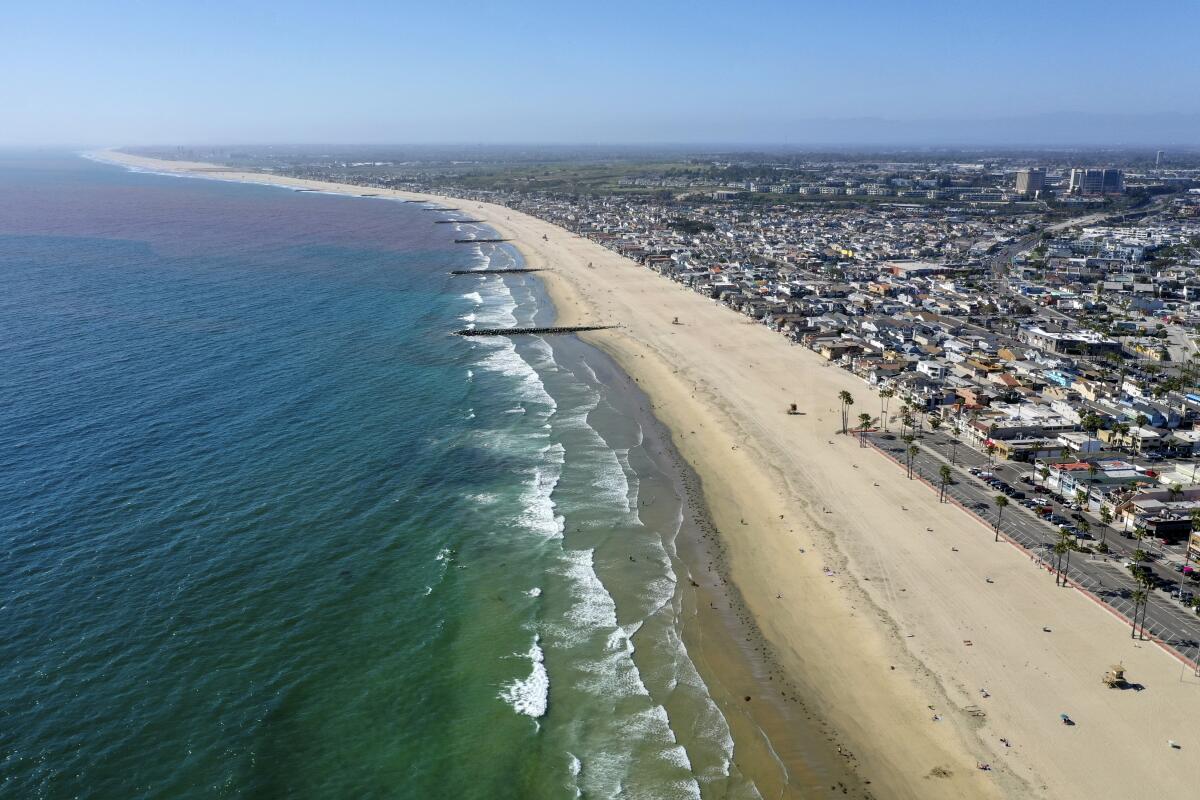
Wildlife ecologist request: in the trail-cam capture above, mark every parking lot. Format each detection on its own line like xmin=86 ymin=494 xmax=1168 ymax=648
xmin=865 ymin=427 xmax=1200 ymax=668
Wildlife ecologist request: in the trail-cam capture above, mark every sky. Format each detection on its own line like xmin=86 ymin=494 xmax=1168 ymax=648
xmin=3 ymin=0 xmax=1198 ymax=146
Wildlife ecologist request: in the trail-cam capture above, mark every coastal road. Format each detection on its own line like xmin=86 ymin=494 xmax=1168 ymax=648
xmin=864 ymin=428 xmax=1200 ymax=669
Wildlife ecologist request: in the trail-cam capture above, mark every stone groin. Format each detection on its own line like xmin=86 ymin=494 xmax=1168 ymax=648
xmin=455 ymin=325 xmax=616 ymax=337
xmin=448 ymin=268 xmax=542 ymax=275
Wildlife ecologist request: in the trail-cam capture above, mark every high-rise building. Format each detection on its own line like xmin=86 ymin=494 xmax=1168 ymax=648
xmin=1015 ymin=168 xmax=1046 ymax=196
xmin=1156 ymin=150 xmax=1165 ymax=167
xmin=1068 ymin=168 xmax=1123 ymax=195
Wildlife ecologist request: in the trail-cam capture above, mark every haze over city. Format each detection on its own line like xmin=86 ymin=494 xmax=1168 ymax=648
xmin=3 ymin=0 xmax=1199 ymax=146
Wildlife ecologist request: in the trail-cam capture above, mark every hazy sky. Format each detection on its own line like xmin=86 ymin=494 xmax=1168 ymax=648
xmin=4 ymin=0 xmax=1198 ymax=146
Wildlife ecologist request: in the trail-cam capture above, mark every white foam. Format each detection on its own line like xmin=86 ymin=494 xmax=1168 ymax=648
xmin=461 ymin=290 xmax=483 ymax=304
xmin=499 ymin=635 xmax=549 ymax=718
xmin=474 ymin=338 xmax=557 ymax=408
xmin=517 ymin=443 xmax=566 ymax=539
xmin=526 ymin=587 xmax=542 ymax=598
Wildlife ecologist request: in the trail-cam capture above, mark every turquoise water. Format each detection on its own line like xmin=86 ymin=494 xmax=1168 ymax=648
xmin=0 ymin=155 xmax=760 ymax=798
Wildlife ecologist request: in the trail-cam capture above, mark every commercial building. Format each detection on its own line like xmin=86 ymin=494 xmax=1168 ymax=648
xmin=1015 ymin=168 xmax=1046 ymax=196
xmin=1068 ymin=168 xmax=1123 ymax=196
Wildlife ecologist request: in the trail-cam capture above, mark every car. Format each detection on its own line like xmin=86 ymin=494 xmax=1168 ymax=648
xmin=1070 ymin=512 xmax=1085 ymax=522
xmin=1020 ymin=476 xmax=1034 ymax=485
xmin=1033 ymin=486 xmax=1049 ymax=494
xmin=1011 ymin=490 xmax=1026 ymax=499
xmin=968 ymin=467 xmax=981 ymax=475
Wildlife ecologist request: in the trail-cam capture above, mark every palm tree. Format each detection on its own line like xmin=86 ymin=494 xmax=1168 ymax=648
xmin=1060 ymin=530 xmax=1074 ymax=585
xmin=878 ymin=388 xmax=894 ymax=431
xmin=1087 ymin=464 xmax=1098 ymax=497
xmin=1077 ymin=519 xmax=1091 ymax=547
xmin=938 ymin=465 xmax=952 ymax=502
xmin=1130 ymin=547 xmax=1150 ymax=584
xmin=985 ymin=442 xmax=998 ymax=467
xmin=1098 ymin=506 xmax=1112 ymax=552
xmin=837 ymin=390 xmax=855 ymax=434
xmin=1074 ymin=488 xmax=1088 ymax=510
xmin=1081 ymin=412 xmax=1101 ymax=450
xmin=907 ymin=444 xmax=919 ymax=480
xmin=1054 ymin=538 xmax=1070 ymax=586
xmin=1130 ymin=586 xmax=1148 ymax=639
xmin=929 ymin=415 xmax=942 ymax=434
xmin=1038 ymin=464 xmax=1050 ymax=488
xmin=857 ymin=413 xmax=872 ymax=446
xmin=1115 ymin=422 xmax=1131 ymax=452
xmin=1137 ymin=571 xmax=1155 ymax=639
xmin=948 ymin=423 xmax=961 ymax=465
xmin=1168 ymin=483 xmax=1184 ymax=503
xmin=993 ymin=495 xmax=1009 ymax=542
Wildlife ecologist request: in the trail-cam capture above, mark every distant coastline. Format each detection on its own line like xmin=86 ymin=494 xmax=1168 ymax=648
xmin=91 ymin=148 xmax=1200 ymax=800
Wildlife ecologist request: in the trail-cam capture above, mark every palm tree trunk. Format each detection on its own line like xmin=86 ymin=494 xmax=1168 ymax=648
xmin=1063 ymin=548 xmax=1072 ymax=586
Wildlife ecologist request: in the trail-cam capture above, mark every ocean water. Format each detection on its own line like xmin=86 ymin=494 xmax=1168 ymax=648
xmin=0 ymin=154 xmax=762 ymax=799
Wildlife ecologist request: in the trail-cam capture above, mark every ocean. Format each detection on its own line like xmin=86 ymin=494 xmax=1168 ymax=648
xmin=0 ymin=153 xmax=763 ymax=798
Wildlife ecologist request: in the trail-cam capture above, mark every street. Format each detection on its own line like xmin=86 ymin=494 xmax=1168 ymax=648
xmin=864 ymin=425 xmax=1200 ymax=669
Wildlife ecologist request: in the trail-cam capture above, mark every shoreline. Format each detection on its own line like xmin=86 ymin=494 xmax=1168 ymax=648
xmin=92 ymin=149 xmax=1200 ymax=799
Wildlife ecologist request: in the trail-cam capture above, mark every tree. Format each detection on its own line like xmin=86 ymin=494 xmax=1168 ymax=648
xmin=1054 ymin=538 xmax=1070 ymax=586
xmin=993 ymin=494 xmax=1009 ymax=542
xmin=857 ymin=413 xmax=872 ymax=446
xmin=1098 ymin=506 xmax=1113 ymax=551
xmin=1060 ymin=530 xmax=1074 ymax=585
xmin=938 ymin=465 xmax=952 ymax=502
xmin=1038 ymin=465 xmax=1050 ymax=488
xmin=1130 ymin=587 xmax=1148 ymax=639
xmin=929 ymin=415 xmax=942 ymax=434
xmin=1081 ymin=412 xmax=1101 ymax=449
xmin=1074 ymin=488 xmax=1088 ymax=510
xmin=838 ymin=390 xmax=854 ymax=434
xmin=1168 ymin=483 xmax=1184 ymax=503
xmin=1115 ymin=422 xmax=1131 ymax=452
xmin=986 ymin=442 xmax=998 ymax=466
xmin=907 ymin=444 xmax=919 ymax=480
xmin=1077 ymin=519 xmax=1091 ymax=547
xmin=878 ymin=388 xmax=894 ymax=431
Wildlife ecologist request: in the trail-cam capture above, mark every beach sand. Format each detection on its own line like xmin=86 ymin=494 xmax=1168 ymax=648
xmin=97 ymin=150 xmax=1200 ymax=799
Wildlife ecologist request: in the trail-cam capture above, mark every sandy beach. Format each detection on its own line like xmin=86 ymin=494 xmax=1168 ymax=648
xmin=96 ymin=150 xmax=1200 ymax=799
